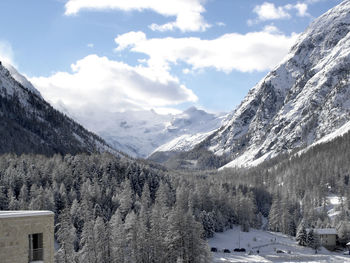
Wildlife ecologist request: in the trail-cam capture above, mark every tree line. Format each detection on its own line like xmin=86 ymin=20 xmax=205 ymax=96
xmin=0 ymin=152 xmax=268 ymax=262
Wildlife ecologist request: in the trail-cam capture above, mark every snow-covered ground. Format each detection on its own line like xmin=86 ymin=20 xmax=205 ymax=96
xmin=314 ymin=195 xmax=344 ymax=222
xmin=326 ymin=195 xmax=343 ymax=221
xmin=208 ymin=226 xmax=350 ymax=262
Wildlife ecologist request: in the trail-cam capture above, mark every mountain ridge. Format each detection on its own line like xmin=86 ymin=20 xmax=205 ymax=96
xmin=0 ymin=60 xmax=114 ymax=156
xmin=216 ymin=0 xmax=350 ymax=168
xmin=160 ymin=0 xmax=350 ymax=169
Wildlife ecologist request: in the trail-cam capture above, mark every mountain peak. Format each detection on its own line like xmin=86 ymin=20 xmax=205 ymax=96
xmin=191 ymin=0 xmax=350 ymax=168
xmin=0 ymin=61 xmax=42 ymax=98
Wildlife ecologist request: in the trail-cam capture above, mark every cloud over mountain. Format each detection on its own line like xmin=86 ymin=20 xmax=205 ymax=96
xmin=30 ymin=54 xmax=197 ymax=114
xmin=115 ymin=29 xmax=298 ymax=73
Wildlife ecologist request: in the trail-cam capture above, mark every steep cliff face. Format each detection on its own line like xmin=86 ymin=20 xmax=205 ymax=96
xmin=0 ymin=61 xmax=112 ymax=155
xmin=199 ymin=0 xmax=350 ymax=168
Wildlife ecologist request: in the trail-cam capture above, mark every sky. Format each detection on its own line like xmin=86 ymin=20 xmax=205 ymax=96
xmin=0 ymin=0 xmax=343 ymax=116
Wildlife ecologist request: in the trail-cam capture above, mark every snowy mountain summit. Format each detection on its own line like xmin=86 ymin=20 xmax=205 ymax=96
xmin=76 ymin=107 xmax=226 ymax=158
xmin=198 ymin=0 xmax=350 ymax=168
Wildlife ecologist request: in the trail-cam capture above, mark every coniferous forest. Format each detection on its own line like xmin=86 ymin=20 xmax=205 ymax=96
xmin=1 ymin=126 xmax=350 ymax=262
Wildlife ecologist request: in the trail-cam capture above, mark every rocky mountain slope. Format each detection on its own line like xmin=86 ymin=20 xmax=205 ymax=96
xmin=187 ymin=0 xmax=350 ymax=168
xmin=0 ymin=61 xmax=112 ymax=155
xmin=72 ymin=106 xmax=226 ymax=158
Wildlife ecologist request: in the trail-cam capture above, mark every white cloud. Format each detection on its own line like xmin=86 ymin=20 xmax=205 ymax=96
xmin=216 ymin=22 xmax=226 ymax=27
xmin=30 ymin=55 xmax=197 ymax=115
xmin=250 ymin=2 xmax=310 ymax=24
xmin=294 ymin=3 xmax=309 ymax=17
xmin=0 ymin=41 xmax=15 ymax=65
xmin=115 ymin=30 xmax=298 ymax=73
xmin=253 ymin=2 xmax=291 ymax=21
xmin=64 ymin=0 xmax=210 ymax=32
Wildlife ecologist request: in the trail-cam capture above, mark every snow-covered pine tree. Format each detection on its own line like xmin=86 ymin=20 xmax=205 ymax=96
xmin=93 ymin=216 xmax=108 ymax=262
xmin=166 ymin=207 xmax=211 ymax=263
xmin=136 ymin=183 xmax=152 ymax=263
xmin=307 ymin=228 xmax=315 ymax=248
xmin=109 ymin=210 xmax=125 ymax=263
xmin=56 ymin=208 xmax=77 ymax=263
xmin=296 ymin=221 xmax=307 ymax=246
xmin=149 ymin=185 xmax=169 ymax=263
xmin=79 ymin=218 xmax=96 ymax=263
xmin=268 ymin=196 xmax=281 ymax=232
xmin=119 ymin=179 xmax=134 ymax=220
xmin=123 ymin=210 xmax=137 ymax=262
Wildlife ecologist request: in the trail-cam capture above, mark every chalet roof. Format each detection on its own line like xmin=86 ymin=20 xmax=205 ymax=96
xmin=0 ymin=210 xmax=54 ymax=218
xmin=314 ymin=228 xmax=337 ymax=235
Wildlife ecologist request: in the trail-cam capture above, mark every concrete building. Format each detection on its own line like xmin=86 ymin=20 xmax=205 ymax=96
xmin=314 ymin=228 xmax=337 ymax=250
xmin=0 ymin=211 xmax=54 ymax=263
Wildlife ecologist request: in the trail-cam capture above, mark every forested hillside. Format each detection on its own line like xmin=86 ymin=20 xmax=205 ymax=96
xmin=219 ymin=127 xmax=350 ymax=238
xmin=0 ymin=62 xmax=111 ymax=156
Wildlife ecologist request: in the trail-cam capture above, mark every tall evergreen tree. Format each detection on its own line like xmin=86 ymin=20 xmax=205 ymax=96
xmin=56 ymin=208 xmax=77 ymax=263
xmin=296 ymin=221 xmax=307 ymax=246
xmin=109 ymin=210 xmax=125 ymax=263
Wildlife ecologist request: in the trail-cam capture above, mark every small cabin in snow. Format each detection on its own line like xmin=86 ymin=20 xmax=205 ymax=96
xmin=0 ymin=211 xmax=54 ymax=263
xmin=314 ymin=228 xmax=337 ymax=250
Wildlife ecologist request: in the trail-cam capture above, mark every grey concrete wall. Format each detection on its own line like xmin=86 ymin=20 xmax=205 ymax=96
xmin=0 ymin=214 xmax=54 ymax=263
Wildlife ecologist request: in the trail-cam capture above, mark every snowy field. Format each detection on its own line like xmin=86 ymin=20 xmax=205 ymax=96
xmin=208 ymin=226 xmax=350 ymax=263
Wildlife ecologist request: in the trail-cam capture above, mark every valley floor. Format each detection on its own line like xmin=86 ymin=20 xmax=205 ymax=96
xmin=208 ymin=226 xmax=350 ymax=263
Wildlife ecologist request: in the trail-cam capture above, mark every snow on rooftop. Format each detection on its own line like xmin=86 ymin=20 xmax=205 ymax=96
xmin=314 ymin=228 xmax=337 ymax=235
xmin=0 ymin=210 xmax=54 ymax=218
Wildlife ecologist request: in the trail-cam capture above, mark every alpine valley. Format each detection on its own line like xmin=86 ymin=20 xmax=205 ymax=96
xmin=3 ymin=1 xmax=350 ymax=263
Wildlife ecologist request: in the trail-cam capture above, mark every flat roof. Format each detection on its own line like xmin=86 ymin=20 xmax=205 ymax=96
xmin=314 ymin=228 xmax=337 ymax=235
xmin=0 ymin=210 xmax=54 ymax=218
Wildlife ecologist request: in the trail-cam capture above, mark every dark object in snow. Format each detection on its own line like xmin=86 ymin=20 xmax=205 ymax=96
xmin=223 ymin=249 xmax=231 ymax=253
xmin=211 ymin=247 xmax=218 ymax=252
xmin=234 ymin=248 xmax=246 ymax=252
xmin=276 ymin=250 xmax=285 ymax=254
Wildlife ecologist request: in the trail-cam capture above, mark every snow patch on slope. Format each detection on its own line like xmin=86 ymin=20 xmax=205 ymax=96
xmin=153 ymin=131 xmax=213 ymax=153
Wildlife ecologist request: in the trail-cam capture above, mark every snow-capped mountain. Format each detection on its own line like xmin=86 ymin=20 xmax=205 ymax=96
xmin=72 ymin=106 xmax=226 ymax=158
xmin=0 ymin=60 xmax=112 ymax=155
xmin=2 ymin=62 xmax=42 ymax=98
xmin=193 ymin=0 xmax=350 ymax=168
